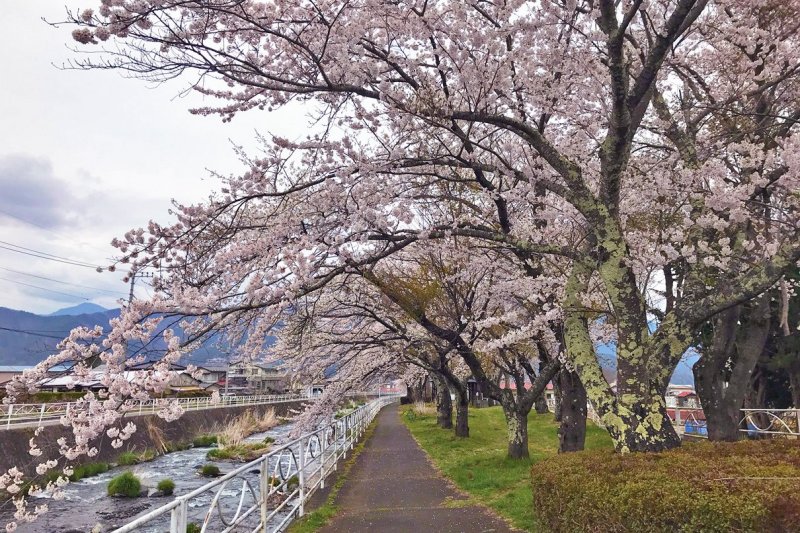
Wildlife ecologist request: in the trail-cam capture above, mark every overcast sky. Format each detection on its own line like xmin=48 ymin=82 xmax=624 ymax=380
xmin=0 ymin=2 xmax=304 ymax=314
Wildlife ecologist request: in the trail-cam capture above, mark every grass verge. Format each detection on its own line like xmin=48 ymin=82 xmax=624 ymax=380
xmin=400 ymin=404 xmax=613 ymax=531
xmin=286 ymin=419 xmax=379 ymax=533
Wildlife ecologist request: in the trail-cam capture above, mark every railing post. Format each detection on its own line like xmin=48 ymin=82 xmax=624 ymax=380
xmin=259 ymin=455 xmax=269 ymax=530
xmin=38 ymin=403 xmax=46 ymax=426
xmin=6 ymin=405 xmax=12 ymax=429
xmin=170 ymin=499 xmax=188 ymax=533
xmin=298 ymin=436 xmax=306 ymax=517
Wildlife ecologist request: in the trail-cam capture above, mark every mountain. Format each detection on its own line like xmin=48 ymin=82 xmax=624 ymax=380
xmin=0 ymin=306 xmax=276 ymax=367
xmin=48 ymin=303 xmax=111 ymax=317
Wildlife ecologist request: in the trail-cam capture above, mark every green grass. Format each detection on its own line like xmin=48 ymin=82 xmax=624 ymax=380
xmin=192 ymin=435 xmax=218 ymax=447
xmin=69 ymin=462 xmax=110 ymax=482
xmin=157 ymin=478 xmax=175 ymax=495
xmin=287 ymin=419 xmax=378 ymax=533
xmin=400 ymin=405 xmax=613 ymax=532
xmin=107 ymin=471 xmax=142 ymax=497
xmin=206 ymin=441 xmax=272 ymax=461
xmin=116 ymin=451 xmax=140 ymax=466
xmin=200 ymin=464 xmax=221 ymax=477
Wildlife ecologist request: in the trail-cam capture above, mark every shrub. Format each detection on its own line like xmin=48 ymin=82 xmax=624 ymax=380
xmin=200 ymin=464 xmax=221 ymax=477
xmin=107 ymin=471 xmax=142 ymax=498
xmin=69 ymin=462 xmax=110 ymax=482
xmin=116 ymin=451 xmax=140 ymax=466
xmin=186 ymin=523 xmax=201 ymax=533
xmin=157 ymin=478 xmax=176 ymax=495
xmin=286 ymin=475 xmax=300 ymax=492
xmin=263 ymin=436 xmax=275 ymax=445
xmin=531 ymin=439 xmax=800 ymax=532
xmin=193 ymin=435 xmax=218 ymax=447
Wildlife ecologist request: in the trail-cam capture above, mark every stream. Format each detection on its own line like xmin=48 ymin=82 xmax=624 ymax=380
xmin=3 ymin=421 xmax=299 ymax=532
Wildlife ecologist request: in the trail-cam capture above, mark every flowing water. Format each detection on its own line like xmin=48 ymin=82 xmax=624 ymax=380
xmin=3 ymin=421 xmax=299 ymax=532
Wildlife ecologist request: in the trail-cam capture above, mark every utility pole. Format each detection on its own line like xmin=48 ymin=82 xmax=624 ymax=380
xmin=127 ymin=272 xmax=154 ymax=304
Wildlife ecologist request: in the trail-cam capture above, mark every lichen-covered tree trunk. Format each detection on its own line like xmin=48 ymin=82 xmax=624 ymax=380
xmin=454 ymin=389 xmax=469 ymax=437
xmin=435 ymin=377 xmax=453 ymax=429
xmin=557 ymin=368 xmax=587 ymax=453
xmin=502 ymin=406 xmax=529 ymax=459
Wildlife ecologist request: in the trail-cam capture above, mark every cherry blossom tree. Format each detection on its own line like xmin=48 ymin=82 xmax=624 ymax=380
xmin=43 ymin=0 xmax=800 ymax=457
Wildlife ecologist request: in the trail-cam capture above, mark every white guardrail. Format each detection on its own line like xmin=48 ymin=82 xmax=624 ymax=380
xmin=670 ymin=407 xmax=800 ymax=438
xmin=0 ymin=394 xmax=307 ymax=430
xmin=113 ymin=395 xmax=400 ymax=533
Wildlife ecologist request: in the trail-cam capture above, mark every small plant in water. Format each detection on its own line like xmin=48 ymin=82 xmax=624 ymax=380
xmin=200 ymin=464 xmax=221 ymax=477
xmin=107 ymin=471 xmax=142 ymax=498
xmin=186 ymin=523 xmax=201 ymax=533
xmin=157 ymin=478 xmax=176 ymax=495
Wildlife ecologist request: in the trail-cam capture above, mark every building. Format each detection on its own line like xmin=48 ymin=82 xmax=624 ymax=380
xmin=226 ymin=361 xmax=288 ymax=394
xmin=0 ymin=366 xmax=30 ymax=388
xmin=665 ymin=384 xmax=700 ymax=408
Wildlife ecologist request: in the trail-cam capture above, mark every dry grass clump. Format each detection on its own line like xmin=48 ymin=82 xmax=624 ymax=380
xmin=218 ymin=408 xmax=279 ymax=448
xmin=411 ymin=402 xmax=437 ymax=417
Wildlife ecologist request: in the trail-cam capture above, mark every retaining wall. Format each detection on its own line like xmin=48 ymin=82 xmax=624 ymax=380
xmin=0 ymin=400 xmax=306 ymax=479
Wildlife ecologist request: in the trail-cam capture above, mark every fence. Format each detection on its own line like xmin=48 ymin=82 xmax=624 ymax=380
xmin=0 ymin=393 xmax=305 ymax=430
xmin=112 ymin=395 xmax=399 ymax=533
xmin=669 ymin=407 xmax=800 ymax=438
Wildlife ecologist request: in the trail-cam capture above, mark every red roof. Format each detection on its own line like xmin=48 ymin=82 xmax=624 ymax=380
xmin=676 ymin=390 xmax=696 ymax=397
xmin=667 ymin=408 xmax=705 ymax=421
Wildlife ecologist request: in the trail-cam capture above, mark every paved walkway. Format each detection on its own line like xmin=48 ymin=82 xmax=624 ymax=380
xmin=319 ymin=404 xmax=514 ymax=533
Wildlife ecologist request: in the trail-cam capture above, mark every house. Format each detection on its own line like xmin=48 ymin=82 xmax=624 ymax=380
xmin=665 ymin=384 xmax=700 ymax=408
xmin=498 ymin=376 xmax=556 ymax=406
xmin=0 ymin=365 xmax=31 ymax=388
xmin=37 ymin=363 xmax=215 ymax=396
xmin=226 ymin=360 xmax=288 ymax=394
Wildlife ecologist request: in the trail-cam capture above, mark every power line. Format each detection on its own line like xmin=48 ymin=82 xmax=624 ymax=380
xmin=0 ymin=276 xmax=89 ymax=300
xmin=0 ymin=326 xmax=65 ymax=340
xmin=0 ymin=266 xmax=127 ymax=297
xmin=0 ymin=243 xmax=106 ymax=270
xmin=0 ymin=240 xmax=102 ymax=268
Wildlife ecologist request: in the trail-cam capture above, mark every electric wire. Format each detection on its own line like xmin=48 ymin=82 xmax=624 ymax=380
xmin=0 ymin=276 xmax=89 ymax=300
xmin=0 ymin=266 xmax=127 ymax=297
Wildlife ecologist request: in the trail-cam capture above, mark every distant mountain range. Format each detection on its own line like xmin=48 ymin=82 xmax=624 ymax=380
xmin=0 ymin=306 xmax=273 ymax=367
xmin=0 ymin=305 xmax=696 ymax=385
xmin=48 ymin=303 xmax=111 ymax=317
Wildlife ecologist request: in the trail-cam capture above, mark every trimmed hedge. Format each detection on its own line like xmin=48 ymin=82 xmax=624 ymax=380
xmin=531 ymin=439 xmax=800 ymax=532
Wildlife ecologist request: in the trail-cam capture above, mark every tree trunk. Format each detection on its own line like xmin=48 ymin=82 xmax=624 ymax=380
xmin=790 ymin=368 xmax=800 ymax=408
xmin=694 ymin=296 xmax=771 ymax=442
xmin=607 ymin=399 xmax=682 ymax=452
xmin=502 ymin=406 xmax=529 ymax=459
xmin=557 ymin=369 xmax=587 ymax=453
xmin=455 ymin=391 xmax=469 ymax=438
xmin=534 ymin=394 xmax=549 ymax=414
xmin=436 ymin=380 xmax=453 ymax=429
xmin=552 ymin=377 xmax=563 ymax=422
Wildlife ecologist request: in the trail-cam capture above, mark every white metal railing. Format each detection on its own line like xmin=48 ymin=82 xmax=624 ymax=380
xmin=668 ymin=407 xmax=800 ymax=438
xmin=739 ymin=408 xmax=800 ymax=437
xmin=0 ymin=393 xmax=306 ymax=430
xmin=112 ymin=395 xmax=400 ymax=533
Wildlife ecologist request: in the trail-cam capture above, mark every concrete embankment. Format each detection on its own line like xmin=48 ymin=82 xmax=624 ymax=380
xmin=0 ymin=400 xmax=306 ymax=479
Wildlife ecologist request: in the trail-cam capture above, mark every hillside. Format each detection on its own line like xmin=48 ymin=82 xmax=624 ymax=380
xmin=0 ymin=307 xmax=271 ymax=366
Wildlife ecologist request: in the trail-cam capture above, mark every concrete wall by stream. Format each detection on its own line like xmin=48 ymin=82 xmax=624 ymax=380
xmin=0 ymin=400 xmax=306 ymax=479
